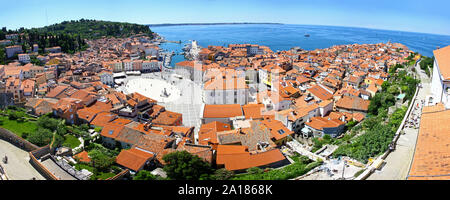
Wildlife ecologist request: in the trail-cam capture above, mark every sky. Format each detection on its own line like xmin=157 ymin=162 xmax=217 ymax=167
xmin=1 ymin=0 xmax=449 ymax=36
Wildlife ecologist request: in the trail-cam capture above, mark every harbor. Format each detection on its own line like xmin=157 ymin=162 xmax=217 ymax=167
xmin=155 ymin=37 xmax=202 ymax=67
xmin=160 ymin=50 xmax=175 ymax=68
xmin=181 ymin=40 xmax=201 ymax=61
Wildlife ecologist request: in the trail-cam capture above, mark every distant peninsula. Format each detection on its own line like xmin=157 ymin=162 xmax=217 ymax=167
xmin=148 ymin=22 xmax=283 ymax=27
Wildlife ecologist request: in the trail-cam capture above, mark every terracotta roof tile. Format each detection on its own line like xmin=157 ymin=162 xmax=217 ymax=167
xmin=116 ymin=147 xmax=154 ymax=172
xmin=408 ymin=105 xmax=450 ymax=180
xmin=203 ymin=104 xmax=243 ymax=118
xmin=308 ymin=85 xmax=333 ymax=101
xmin=335 ymin=96 xmax=370 ymax=112
xmin=242 ymin=104 xmax=265 ymax=120
xmin=217 ymin=148 xmax=286 ymax=171
xmin=433 ymin=45 xmax=450 ymax=80
xmin=73 ymin=151 xmax=91 ymax=163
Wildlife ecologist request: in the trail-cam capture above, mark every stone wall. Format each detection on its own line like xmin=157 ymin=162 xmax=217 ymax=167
xmin=0 ymin=128 xmax=39 ymax=152
xmin=29 ymin=145 xmax=58 ymax=180
xmin=30 ymin=145 xmax=51 ymax=158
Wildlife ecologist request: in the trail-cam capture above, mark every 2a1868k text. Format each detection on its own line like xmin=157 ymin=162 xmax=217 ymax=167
xmin=178 ymin=184 xmax=273 ymax=197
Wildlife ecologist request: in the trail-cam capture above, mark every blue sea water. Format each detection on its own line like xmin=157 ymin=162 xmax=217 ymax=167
xmin=151 ymin=24 xmax=450 ymax=66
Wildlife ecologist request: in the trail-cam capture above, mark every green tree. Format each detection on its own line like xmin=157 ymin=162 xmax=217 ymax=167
xmin=0 ymin=47 xmax=6 ymax=65
xmin=8 ymin=111 xmax=25 ymax=121
xmin=162 ymin=151 xmax=214 ymax=180
xmin=89 ymin=149 xmax=115 ymax=171
xmin=133 ymin=170 xmax=157 ymax=180
xmin=387 ymin=85 xmax=399 ymax=95
xmin=247 ymin=167 xmax=263 ymax=175
xmin=346 ymin=120 xmax=357 ymax=130
xmin=37 ymin=115 xmax=61 ymax=131
xmin=30 ymin=55 xmax=44 ymax=66
xmin=52 ymin=133 xmax=65 ymax=147
xmin=368 ymin=93 xmax=382 ymax=115
xmin=22 ymin=132 xmax=30 ymax=139
xmin=213 ymin=168 xmax=234 ymax=180
xmin=27 ymin=128 xmax=53 ymax=147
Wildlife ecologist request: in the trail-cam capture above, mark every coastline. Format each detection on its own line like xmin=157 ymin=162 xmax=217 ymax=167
xmin=151 ymin=24 xmax=450 ymax=57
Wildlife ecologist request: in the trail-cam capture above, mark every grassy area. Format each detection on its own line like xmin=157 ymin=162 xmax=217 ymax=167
xmin=74 ymin=163 xmax=116 ymax=180
xmin=96 ymin=172 xmax=116 ymax=180
xmin=75 ymin=163 xmax=95 ymax=172
xmin=0 ymin=115 xmax=38 ymax=137
xmin=63 ymin=134 xmax=81 ymax=148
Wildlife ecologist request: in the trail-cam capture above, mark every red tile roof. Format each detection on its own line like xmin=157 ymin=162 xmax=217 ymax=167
xmin=216 ymin=147 xmax=286 ymax=171
xmin=433 ymin=45 xmax=450 ymax=81
xmin=176 ymin=60 xmax=195 ymax=68
xmin=116 ymin=147 xmax=154 ymax=172
xmin=260 ymin=119 xmax=294 ymax=141
xmin=408 ymin=104 xmax=450 ymax=180
xmin=306 ymin=117 xmax=345 ymax=131
xmin=90 ymin=112 xmax=118 ymax=127
xmin=73 ymin=151 xmax=91 ymax=163
xmin=46 ymin=85 xmax=69 ymax=98
xmin=100 ymin=124 xmax=125 ymax=139
xmin=335 ymin=96 xmax=370 ymax=112
xmin=203 ymin=104 xmax=243 ymax=118
xmin=198 ymin=121 xmax=232 ymax=146
xmin=308 ymin=85 xmax=333 ymax=101
xmin=242 ymin=104 xmax=265 ymax=120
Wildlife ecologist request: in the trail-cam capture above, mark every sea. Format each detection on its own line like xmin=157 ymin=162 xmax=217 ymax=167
xmin=150 ymin=24 xmax=450 ymax=67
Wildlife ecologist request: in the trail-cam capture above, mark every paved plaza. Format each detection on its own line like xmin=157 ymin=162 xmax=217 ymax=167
xmin=159 ymin=73 xmax=204 ymax=143
xmin=0 ymin=140 xmax=45 ymax=180
xmin=122 ymin=78 xmax=181 ymax=103
xmin=117 ymin=70 xmax=205 ymax=143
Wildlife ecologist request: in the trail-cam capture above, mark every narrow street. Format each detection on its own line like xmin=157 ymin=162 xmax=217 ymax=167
xmin=367 ymin=61 xmax=431 ymax=180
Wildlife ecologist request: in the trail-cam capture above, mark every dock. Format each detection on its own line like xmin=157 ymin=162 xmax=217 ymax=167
xmin=160 ymin=51 xmax=174 ymax=67
xmin=161 ymin=39 xmax=182 ymax=44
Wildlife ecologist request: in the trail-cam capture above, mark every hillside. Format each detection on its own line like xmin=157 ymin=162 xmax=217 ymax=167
xmin=32 ymin=19 xmax=154 ymax=39
xmin=0 ymin=19 xmax=154 ymax=60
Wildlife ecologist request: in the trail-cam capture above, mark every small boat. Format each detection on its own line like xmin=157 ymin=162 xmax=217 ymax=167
xmin=304 ymin=34 xmax=310 ymax=37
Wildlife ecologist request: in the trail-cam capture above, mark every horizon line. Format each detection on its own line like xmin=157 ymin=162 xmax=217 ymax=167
xmin=148 ymin=21 xmax=450 ymax=37
xmin=5 ymin=18 xmax=450 ymax=37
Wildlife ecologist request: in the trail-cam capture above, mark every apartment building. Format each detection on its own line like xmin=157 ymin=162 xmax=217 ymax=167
xmin=203 ymin=75 xmax=249 ymax=105
xmin=5 ymin=45 xmax=23 ymax=58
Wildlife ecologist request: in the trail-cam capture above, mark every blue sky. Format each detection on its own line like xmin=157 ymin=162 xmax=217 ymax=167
xmin=1 ymin=0 xmax=449 ymax=35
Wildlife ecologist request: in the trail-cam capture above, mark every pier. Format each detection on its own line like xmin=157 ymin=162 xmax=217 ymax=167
xmin=160 ymin=51 xmax=175 ymax=67
xmin=161 ymin=39 xmax=182 ymax=44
